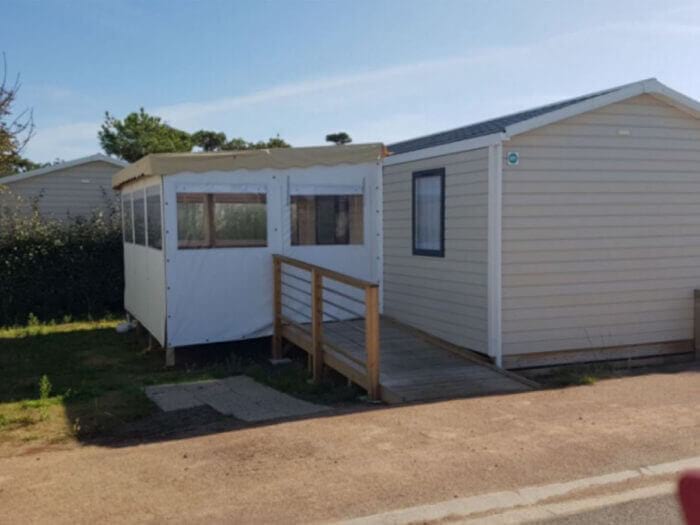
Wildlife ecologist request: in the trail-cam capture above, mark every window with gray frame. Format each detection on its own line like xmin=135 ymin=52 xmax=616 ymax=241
xmin=412 ymin=168 xmax=445 ymax=257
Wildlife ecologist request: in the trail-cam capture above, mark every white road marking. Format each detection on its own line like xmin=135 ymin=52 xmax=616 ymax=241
xmin=341 ymin=455 xmax=700 ymax=525
xmin=457 ymin=482 xmax=675 ymax=525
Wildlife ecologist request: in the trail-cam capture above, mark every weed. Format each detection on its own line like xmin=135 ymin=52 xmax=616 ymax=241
xmin=39 ymin=375 xmax=52 ymax=399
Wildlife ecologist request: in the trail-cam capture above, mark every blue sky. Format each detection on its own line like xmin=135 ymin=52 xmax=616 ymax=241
xmin=4 ymin=0 xmax=700 ymax=162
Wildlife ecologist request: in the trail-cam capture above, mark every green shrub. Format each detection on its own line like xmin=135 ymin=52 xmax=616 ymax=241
xmin=0 ymin=187 xmax=124 ymax=326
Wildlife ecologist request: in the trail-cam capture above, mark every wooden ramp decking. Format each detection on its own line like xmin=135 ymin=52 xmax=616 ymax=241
xmin=273 ymin=255 xmax=533 ymax=404
xmin=283 ymin=317 xmax=533 ymax=404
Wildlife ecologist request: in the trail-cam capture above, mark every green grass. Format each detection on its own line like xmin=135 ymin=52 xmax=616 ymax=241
xmin=538 ymin=363 xmax=617 ymax=388
xmin=0 ymin=319 xmax=361 ymax=450
xmin=245 ymin=361 xmax=361 ymax=404
xmin=0 ymin=319 xmax=235 ymax=448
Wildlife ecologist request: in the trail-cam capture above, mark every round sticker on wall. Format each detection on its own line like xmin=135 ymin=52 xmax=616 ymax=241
xmin=506 ymin=151 xmax=520 ymax=166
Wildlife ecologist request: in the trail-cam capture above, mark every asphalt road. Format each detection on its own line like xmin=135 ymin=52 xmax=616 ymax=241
xmin=542 ymin=494 xmax=683 ymax=525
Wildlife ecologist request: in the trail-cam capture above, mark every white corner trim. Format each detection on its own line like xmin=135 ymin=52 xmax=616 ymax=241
xmin=384 ymin=133 xmax=505 ymax=166
xmin=0 ymin=153 xmax=127 ymax=185
xmin=487 ymin=143 xmax=503 ymax=367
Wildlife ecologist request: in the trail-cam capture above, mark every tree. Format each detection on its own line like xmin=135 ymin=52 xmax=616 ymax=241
xmin=192 ymin=130 xmax=227 ymax=152
xmin=221 ymin=137 xmax=248 ymax=151
xmin=325 ymin=132 xmax=352 ymax=145
xmin=0 ymin=54 xmax=35 ymax=175
xmin=260 ymin=135 xmax=291 ymax=149
xmin=98 ymin=108 xmax=192 ymax=163
xmin=99 ymin=107 xmax=290 ymax=160
xmin=5 ymin=156 xmax=45 ymax=172
xmin=222 ymin=134 xmax=291 ymax=151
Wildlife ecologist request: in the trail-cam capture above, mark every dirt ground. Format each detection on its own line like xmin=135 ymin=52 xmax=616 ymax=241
xmin=1 ymin=366 xmax=698 ymax=524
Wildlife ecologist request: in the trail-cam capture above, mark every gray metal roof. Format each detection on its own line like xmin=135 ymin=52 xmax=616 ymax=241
xmin=388 ymin=87 xmax=621 ymax=155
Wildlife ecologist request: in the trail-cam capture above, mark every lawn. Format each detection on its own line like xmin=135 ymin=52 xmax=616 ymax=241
xmin=0 ymin=318 xmax=360 ymax=452
xmin=0 ymin=319 xmax=238 ymax=451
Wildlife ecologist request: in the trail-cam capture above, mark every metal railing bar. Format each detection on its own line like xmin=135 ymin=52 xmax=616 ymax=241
xmin=322 ymin=285 xmax=365 ymax=305
xmin=281 ymin=303 xmax=312 ymax=321
xmin=281 ymin=291 xmax=312 ymax=308
xmin=282 ymin=281 xmax=312 ymax=297
xmin=281 ymin=270 xmax=312 ymax=285
xmin=321 ymin=309 xmax=342 ymax=323
xmin=321 ymin=297 xmax=365 ymax=318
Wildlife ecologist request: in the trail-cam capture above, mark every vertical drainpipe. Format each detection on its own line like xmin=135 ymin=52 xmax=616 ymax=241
xmin=488 ymin=142 xmax=503 ymax=367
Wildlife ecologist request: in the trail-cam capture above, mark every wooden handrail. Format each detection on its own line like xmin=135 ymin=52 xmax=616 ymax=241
xmin=273 ymin=254 xmax=379 ymax=290
xmin=272 ymin=254 xmax=381 ymax=401
xmin=364 ymin=285 xmax=380 ymax=400
xmin=311 ymin=268 xmax=323 ymax=382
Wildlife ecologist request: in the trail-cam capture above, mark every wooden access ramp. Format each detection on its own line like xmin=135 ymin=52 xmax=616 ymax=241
xmin=272 ymin=255 xmax=534 ymax=404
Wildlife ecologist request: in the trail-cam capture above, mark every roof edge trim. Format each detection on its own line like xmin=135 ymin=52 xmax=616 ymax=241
xmin=0 ymin=154 xmax=127 ymax=185
xmin=112 ymin=143 xmax=385 ymax=189
xmin=384 ymin=133 xmax=505 ymax=167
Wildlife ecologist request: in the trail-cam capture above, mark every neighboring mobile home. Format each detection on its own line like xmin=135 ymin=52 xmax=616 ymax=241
xmin=384 ymin=78 xmax=700 ymax=369
xmin=112 ymin=144 xmax=383 ymax=362
xmin=0 ymin=154 xmax=127 ymax=219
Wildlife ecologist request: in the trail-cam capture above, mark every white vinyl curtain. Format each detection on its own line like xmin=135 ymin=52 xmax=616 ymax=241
xmin=414 ymin=175 xmax=442 ymax=251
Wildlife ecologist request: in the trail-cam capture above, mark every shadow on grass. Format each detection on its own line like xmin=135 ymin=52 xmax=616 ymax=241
xmin=0 ymin=321 xmax=369 ymax=450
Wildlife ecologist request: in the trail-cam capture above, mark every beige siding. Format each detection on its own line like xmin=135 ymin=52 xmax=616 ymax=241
xmin=501 ymin=94 xmax=700 ymax=356
xmin=0 ymin=161 xmax=120 ymax=219
xmin=383 ymin=148 xmax=489 ymax=352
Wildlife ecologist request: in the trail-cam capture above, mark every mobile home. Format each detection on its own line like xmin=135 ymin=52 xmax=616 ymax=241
xmin=384 ymin=78 xmax=700 ymax=369
xmin=1 ymin=154 xmax=126 ymax=220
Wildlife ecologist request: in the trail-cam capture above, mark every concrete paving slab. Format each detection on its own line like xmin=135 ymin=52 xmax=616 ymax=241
xmin=144 ymin=385 xmax=203 ymax=411
xmin=144 ymin=375 xmax=330 ymax=422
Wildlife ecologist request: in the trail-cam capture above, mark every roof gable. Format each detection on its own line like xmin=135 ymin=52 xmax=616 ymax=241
xmin=389 ymin=87 xmax=620 ymax=155
xmin=387 ymin=79 xmax=700 ymax=160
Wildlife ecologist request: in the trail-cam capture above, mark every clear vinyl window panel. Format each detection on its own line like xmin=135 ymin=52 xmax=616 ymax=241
xmin=122 ymin=193 xmax=133 ymax=243
xmin=133 ymin=192 xmax=146 ymax=246
xmin=212 ymin=193 xmax=267 ymax=247
xmin=291 ymin=195 xmax=363 ymax=246
xmin=176 ymin=192 xmax=267 ymax=249
xmin=177 ymin=194 xmax=207 ymax=248
xmin=146 ymin=186 xmax=162 ymax=250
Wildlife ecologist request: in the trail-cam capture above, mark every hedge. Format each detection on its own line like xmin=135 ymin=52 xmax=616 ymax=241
xmin=0 ymin=189 xmax=124 ymax=326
